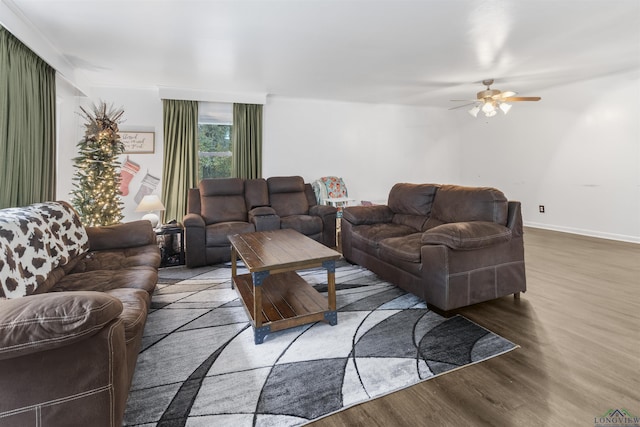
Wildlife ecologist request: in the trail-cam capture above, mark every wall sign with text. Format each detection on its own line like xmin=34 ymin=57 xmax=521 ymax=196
xmin=121 ymin=132 xmax=155 ymax=154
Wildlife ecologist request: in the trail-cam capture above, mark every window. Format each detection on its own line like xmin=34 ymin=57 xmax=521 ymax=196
xmin=198 ymin=102 xmax=232 ymax=179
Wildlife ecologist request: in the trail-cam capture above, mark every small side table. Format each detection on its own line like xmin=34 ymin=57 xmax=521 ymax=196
xmin=323 ymin=197 xmax=355 ymax=250
xmin=155 ymin=225 xmax=185 ymax=267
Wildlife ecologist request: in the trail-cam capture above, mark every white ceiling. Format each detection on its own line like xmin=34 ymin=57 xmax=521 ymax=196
xmin=4 ymin=0 xmax=640 ymax=107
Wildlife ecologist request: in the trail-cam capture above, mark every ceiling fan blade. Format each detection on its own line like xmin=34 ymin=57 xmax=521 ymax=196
xmin=503 ymin=96 xmax=541 ymax=102
xmin=448 ymin=102 xmax=476 ymax=110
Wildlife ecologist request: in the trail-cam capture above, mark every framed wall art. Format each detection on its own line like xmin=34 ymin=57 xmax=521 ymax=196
xmin=120 ymin=131 xmax=155 ymax=154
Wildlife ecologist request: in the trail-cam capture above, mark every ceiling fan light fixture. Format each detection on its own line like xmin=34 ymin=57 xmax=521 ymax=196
xmin=485 ymin=109 xmax=498 ymax=118
xmin=499 ymin=102 xmax=512 ymax=114
xmin=482 ymin=101 xmax=496 ymax=114
xmin=468 ymin=105 xmax=480 ymax=117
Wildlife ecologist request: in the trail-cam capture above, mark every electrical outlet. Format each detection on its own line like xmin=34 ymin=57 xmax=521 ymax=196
xmin=539 ymin=205 xmax=545 ymax=213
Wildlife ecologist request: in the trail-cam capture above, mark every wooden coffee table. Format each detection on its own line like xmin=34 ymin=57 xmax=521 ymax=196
xmin=228 ymin=229 xmax=342 ymax=344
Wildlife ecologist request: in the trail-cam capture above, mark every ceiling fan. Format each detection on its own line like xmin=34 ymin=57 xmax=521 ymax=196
xmin=450 ymin=79 xmax=541 ymax=118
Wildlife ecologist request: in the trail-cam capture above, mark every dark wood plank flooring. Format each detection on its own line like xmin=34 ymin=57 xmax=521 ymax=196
xmin=309 ymin=227 xmax=640 ymax=426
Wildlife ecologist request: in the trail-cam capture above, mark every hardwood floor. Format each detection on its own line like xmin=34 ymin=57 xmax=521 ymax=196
xmin=309 ymin=227 xmax=640 ymax=426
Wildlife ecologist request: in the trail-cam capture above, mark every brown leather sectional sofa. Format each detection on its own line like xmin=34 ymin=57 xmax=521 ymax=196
xmin=183 ymin=176 xmax=337 ymax=267
xmin=0 ymin=201 xmax=160 ymax=427
xmin=341 ymin=183 xmax=526 ymax=314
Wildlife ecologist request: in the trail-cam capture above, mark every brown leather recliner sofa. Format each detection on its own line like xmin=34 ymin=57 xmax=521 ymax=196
xmin=183 ymin=176 xmax=337 ymax=267
xmin=0 ymin=201 xmax=160 ymax=427
xmin=341 ymin=183 xmax=526 ymax=314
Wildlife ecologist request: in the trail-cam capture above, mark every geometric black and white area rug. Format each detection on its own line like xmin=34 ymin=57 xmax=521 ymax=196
xmin=123 ymin=261 xmax=518 ymax=426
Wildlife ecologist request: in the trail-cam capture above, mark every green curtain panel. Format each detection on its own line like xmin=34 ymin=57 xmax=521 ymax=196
xmin=0 ymin=26 xmax=56 ymax=209
xmin=232 ymin=103 xmax=263 ymax=179
xmin=161 ymin=99 xmax=199 ymax=223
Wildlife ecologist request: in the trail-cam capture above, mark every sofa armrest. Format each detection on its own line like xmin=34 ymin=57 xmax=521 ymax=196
xmin=0 ymin=291 xmax=123 ymax=361
xmin=183 ymin=213 xmax=205 ymax=228
xmin=248 ymin=206 xmax=280 ymax=231
xmin=86 ymin=220 xmax=156 ymax=251
xmin=342 ymin=205 xmax=394 ymax=225
xmin=309 ymin=204 xmax=337 ymax=247
xmin=506 ymin=201 xmax=524 ymax=238
xmin=421 ymin=221 xmax=512 ymax=250
xmin=183 ymin=213 xmax=206 ymax=267
xmin=309 ymin=204 xmax=337 ymax=219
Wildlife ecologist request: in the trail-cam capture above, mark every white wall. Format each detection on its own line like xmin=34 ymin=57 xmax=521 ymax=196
xmin=263 ymin=97 xmax=463 ymax=203
xmin=55 ymin=75 xmax=82 ymax=204
xmin=455 ymin=70 xmax=640 ymax=242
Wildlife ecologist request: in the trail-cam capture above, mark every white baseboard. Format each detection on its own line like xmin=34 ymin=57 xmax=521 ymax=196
xmin=524 ymin=222 xmax=640 ymax=244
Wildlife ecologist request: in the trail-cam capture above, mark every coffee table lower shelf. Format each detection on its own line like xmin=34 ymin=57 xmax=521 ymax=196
xmin=233 ymin=270 xmax=337 ymax=344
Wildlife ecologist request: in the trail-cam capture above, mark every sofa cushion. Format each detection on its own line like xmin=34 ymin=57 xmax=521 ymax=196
xmin=387 ymin=183 xmax=438 ymax=216
xmin=351 ymin=223 xmax=417 ymax=252
xmin=392 ymin=214 xmax=429 ymax=232
xmin=85 ymin=220 xmax=155 ymax=252
xmin=267 ymin=176 xmax=305 ymax=194
xmin=422 ymin=222 xmax=512 ymax=250
xmin=104 ymin=288 xmax=150 ymax=345
xmin=280 ymin=215 xmax=323 ymax=236
xmin=34 ymin=266 xmax=67 ymax=296
xmin=378 ymin=233 xmax=423 ymax=263
xmin=267 ymin=176 xmax=309 ymax=217
xmin=0 ymin=291 xmax=123 ymax=360
xmin=430 ymin=185 xmax=508 ymax=225
xmin=202 ymin=195 xmax=248 ymax=224
xmin=70 ymin=244 xmax=161 ymax=272
xmin=52 ymin=267 xmax=158 ymax=296
xmin=269 ymin=191 xmax=309 ymax=217
xmin=199 ymin=177 xmax=244 ymax=197
xmin=206 ymin=221 xmax=255 ymax=246
xmin=200 ymin=178 xmax=248 ymax=224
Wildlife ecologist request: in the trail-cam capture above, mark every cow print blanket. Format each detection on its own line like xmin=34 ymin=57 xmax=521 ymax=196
xmin=0 ymin=202 xmax=88 ymax=299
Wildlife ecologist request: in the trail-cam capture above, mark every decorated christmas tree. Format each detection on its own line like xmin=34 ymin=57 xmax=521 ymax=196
xmin=71 ymin=102 xmax=125 ymax=226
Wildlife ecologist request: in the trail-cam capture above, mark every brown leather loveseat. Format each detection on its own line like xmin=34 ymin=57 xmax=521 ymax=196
xmin=183 ymin=176 xmax=337 ymax=267
xmin=0 ymin=201 xmax=160 ymax=427
xmin=341 ymin=183 xmax=526 ymax=314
